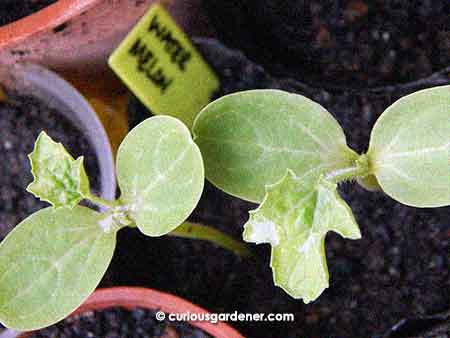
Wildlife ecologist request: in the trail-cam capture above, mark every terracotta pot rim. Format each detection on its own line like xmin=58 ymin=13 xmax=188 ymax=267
xmin=0 ymin=0 xmax=102 ymax=49
xmin=19 ymin=287 xmax=245 ymax=338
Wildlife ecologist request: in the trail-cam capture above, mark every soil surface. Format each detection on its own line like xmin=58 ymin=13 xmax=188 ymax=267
xmin=0 ymin=0 xmax=57 ymax=26
xmin=29 ymin=307 xmax=212 ymax=338
xmin=203 ymin=0 xmax=450 ymax=87
xmin=0 ymin=94 xmax=100 ymax=241
xmin=120 ymin=39 xmax=450 ymax=338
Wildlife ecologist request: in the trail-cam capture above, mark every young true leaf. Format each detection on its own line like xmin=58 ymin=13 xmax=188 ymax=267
xmin=0 ymin=206 xmax=116 ymax=330
xmin=368 ymin=85 xmax=450 ymax=207
xmin=243 ymin=170 xmax=361 ymax=302
xmin=27 ymin=132 xmax=90 ymax=209
xmin=193 ymin=90 xmax=358 ymax=203
xmin=116 ymin=116 xmax=204 ymax=236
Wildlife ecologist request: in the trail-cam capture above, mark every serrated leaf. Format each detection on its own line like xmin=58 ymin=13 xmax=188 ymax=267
xmin=243 ymin=170 xmax=361 ymax=303
xmin=368 ymin=85 xmax=450 ymax=207
xmin=116 ymin=116 xmax=204 ymax=236
xmin=27 ymin=132 xmax=90 ymax=208
xmin=0 ymin=206 xmax=117 ymax=330
xmin=193 ymin=90 xmax=358 ymax=203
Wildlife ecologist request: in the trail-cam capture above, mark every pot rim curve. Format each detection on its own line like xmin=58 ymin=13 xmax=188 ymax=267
xmin=16 ymin=287 xmax=245 ymax=338
xmin=0 ymin=62 xmax=116 ymax=204
xmin=0 ymin=0 xmax=102 ymax=49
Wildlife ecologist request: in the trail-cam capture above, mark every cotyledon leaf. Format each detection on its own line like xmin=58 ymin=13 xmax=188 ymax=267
xmin=27 ymin=132 xmax=90 ymax=208
xmin=193 ymin=90 xmax=358 ymax=203
xmin=368 ymin=85 xmax=450 ymax=207
xmin=0 ymin=206 xmax=117 ymax=330
xmin=116 ymin=116 xmax=204 ymax=236
xmin=243 ymin=170 xmax=361 ymax=303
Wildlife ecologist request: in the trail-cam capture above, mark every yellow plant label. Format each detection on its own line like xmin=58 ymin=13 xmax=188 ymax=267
xmin=108 ymin=4 xmax=219 ymax=129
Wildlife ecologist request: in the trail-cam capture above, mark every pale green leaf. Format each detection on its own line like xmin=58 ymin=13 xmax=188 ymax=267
xmin=0 ymin=206 xmax=117 ymax=330
xmin=193 ymin=90 xmax=358 ymax=203
xmin=243 ymin=170 xmax=361 ymax=302
xmin=27 ymin=132 xmax=90 ymax=208
xmin=116 ymin=116 xmax=204 ymax=236
xmin=368 ymin=85 xmax=450 ymax=207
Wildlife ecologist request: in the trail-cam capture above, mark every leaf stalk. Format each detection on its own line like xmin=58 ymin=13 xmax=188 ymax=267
xmin=169 ymin=222 xmax=253 ymax=258
xmin=87 ymin=194 xmax=120 ymax=209
xmin=325 ymin=153 xmax=371 ymax=183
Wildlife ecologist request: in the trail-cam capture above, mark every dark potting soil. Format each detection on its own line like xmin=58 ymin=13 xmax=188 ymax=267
xmin=29 ymin=307 xmax=212 ymax=338
xmin=0 ymin=0 xmax=57 ymax=26
xmin=117 ymin=38 xmax=450 ymax=338
xmin=203 ymin=0 xmax=450 ymax=87
xmin=0 ymin=94 xmax=100 ymax=241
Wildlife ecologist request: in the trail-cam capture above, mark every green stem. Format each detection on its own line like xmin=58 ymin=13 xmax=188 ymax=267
xmin=87 ymin=194 xmax=119 ymax=209
xmin=169 ymin=222 xmax=252 ymax=258
xmin=326 ymin=153 xmax=371 ymax=183
xmin=325 ymin=166 xmax=362 ymax=183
